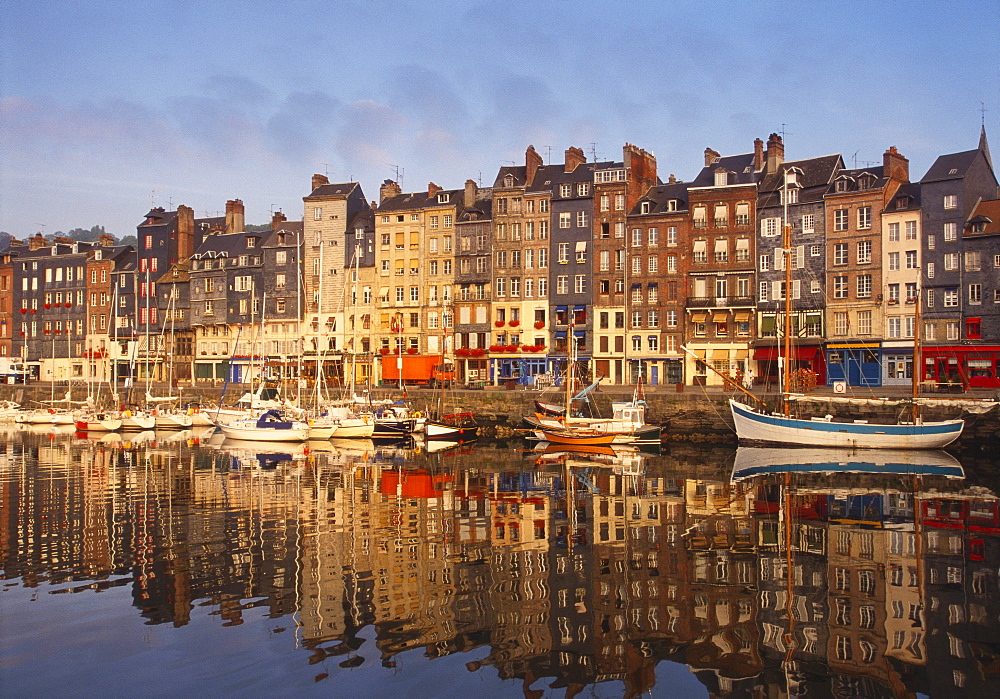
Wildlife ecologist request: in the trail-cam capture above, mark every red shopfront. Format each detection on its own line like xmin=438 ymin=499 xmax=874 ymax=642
xmin=752 ymin=344 xmax=826 ymax=386
xmin=921 ymin=345 xmax=1000 ymax=389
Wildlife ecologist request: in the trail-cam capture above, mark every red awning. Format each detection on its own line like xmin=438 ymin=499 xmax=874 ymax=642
xmin=753 ymin=346 xmax=820 ymax=361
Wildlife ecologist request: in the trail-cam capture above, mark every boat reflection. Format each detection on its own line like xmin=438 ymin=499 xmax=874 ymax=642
xmin=732 ymin=446 xmax=965 ymax=480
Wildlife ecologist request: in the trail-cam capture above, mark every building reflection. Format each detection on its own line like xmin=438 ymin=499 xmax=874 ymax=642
xmin=1 ymin=431 xmax=998 ymax=696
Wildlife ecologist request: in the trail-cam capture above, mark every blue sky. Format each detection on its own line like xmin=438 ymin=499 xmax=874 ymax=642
xmin=2 ymin=0 xmax=998 ymax=238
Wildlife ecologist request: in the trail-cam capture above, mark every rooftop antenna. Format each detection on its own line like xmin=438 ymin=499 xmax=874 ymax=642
xmin=851 ymin=150 xmax=859 ymax=168
xmin=544 ymin=146 xmax=553 ymax=164
xmin=589 ymin=142 xmax=599 ymax=163
xmin=321 ymin=162 xmax=331 ymax=177
xmin=149 ymin=189 xmax=157 ymax=208
xmin=388 ymin=164 xmax=404 ymax=188
xmin=980 ymin=100 xmax=987 ymax=126
xmin=779 ymin=124 xmax=793 ymax=140
xmin=168 ymin=197 xmax=174 ymax=209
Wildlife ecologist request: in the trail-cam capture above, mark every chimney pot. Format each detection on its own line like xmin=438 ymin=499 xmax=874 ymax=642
xmin=704 ymin=148 xmax=720 ymax=167
xmin=311 ymin=174 xmax=329 ymax=192
xmin=525 ymin=145 xmax=543 ymax=187
xmin=564 ymin=147 xmax=586 ymax=173
xmin=754 ymin=138 xmax=765 ymax=171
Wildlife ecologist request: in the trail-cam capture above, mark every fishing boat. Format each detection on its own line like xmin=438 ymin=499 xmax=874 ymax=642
xmin=715 ymin=170 xmax=992 ymax=449
xmin=218 ymin=409 xmax=310 ymax=442
xmin=424 ymin=412 xmax=479 ymax=441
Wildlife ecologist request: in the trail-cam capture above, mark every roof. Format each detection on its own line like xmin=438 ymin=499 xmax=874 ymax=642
xmin=629 ymin=182 xmax=690 ymax=216
xmin=757 ymin=154 xmax=844 ymax=208
xmin=688 ymin=152 xmax=758 ymax=187
xmin=260 ymin=222 xmax=304 ymax=248
xmin=377 ymin=187 xmax=465 ymax=213
xmin=191 ymin=230 xmax=262 ymax=259
xmin=883 ymin=182 xmax=922 ymax=214
xmin=920 ymin=149 xmax=980 ymax=184
xmin=965 ymin=198 xmax=1000 ymax=238
xmin=306 ymin=181 xmax=361 ymax=199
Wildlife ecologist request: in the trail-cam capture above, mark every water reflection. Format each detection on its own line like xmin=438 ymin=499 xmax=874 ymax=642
xmin=1 ymin=428 xmax=998 ymax=696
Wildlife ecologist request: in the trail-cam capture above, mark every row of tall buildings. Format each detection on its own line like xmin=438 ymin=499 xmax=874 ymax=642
xmin=5 ymin=437 xmax=998 ymax=695
xmin=1 ymin=129 xmax=998 ymax=389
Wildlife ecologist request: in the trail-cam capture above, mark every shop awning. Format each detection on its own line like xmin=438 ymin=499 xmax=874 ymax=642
xmin=735 ymin=311 xmax=751 ymax=322
xmin=556 ymin=305 xmax=568 ymax=313
xmin=573 ymin=305 xmax=585 ymax=311
xmin=555 ymin=331 xmax=567 ymax=339
xmin=734 ymin=349 xmax=749 ymax=360
xmin=712 ymin=311 xmax=728 ymax=322
xmin=691 ymin=312 xmax=708 ymax=323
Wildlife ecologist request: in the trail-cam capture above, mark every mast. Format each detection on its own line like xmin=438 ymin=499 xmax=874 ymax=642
xmin=144 ymin=267 xmax=152 ymax=397
xmin=168 ymin=281 xmax=177 ymax=397
xmin=296 ymin=232 xmax=303 ymax=407
xmin=564 ymin=317 xmax=575 ymax=417
xmin=111 ymin=280 xmax=119 ymax=406
xmin=316 ymin=240 xmax=324 ymax=408
xmin=912 ymin=284 xmax=921 ymax=423
xmin=781 ymin=169 xmax=793 ymax=416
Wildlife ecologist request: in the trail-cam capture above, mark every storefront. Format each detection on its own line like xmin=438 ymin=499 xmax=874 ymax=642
xmin=921 ymin=345 xmax=1000 ymax=389
xmin=825 ymin=342 xmax=881 ymax=387
xmin=752 ymin=344 xmax=825 ymax=387
xmin=881 ymin=342 xmax=914 ymax=387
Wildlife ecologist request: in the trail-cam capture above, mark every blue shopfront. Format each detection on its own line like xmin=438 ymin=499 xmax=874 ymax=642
xmin=493 ymin=355 xmax=549 ymax=385
xmin=825 ymin=342 xmax=882 ymax=387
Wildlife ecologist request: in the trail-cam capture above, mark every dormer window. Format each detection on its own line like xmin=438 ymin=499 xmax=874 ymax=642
xmin=834 ymin=179 xmax=850 ymax=193
xmin=640 ymin=201 xmax=652 ymax=214
xmin=246 ymin=237 xmax=257 ymax=248
xmin=94 ymin=251 xmax=102 ymax=261
xmin=858 ymin=174 xmax=875 ymax=189
xmin=714 ymin=170 xmax=728 ymax=186
xmin=503 ymin=175 xmax=515 ymax=187
xmin=666 ymin=200 xmax=678 ymax=212
xmin=895 ymin=196 xmax=908 ymax=209
xmin=437 ymin=193 xmax=450 ymax=203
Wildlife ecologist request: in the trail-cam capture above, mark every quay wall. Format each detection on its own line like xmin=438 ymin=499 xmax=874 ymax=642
xmin=4 ymin=381 xmax=998 ymax=448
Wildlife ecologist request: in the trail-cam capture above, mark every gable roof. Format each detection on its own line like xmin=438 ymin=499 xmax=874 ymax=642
xmin=965 ymin=198 xmax=1000 ymax=238
xmin=758 ymin=154 xmax=844 ymax=208
xmin=920 ymin=149 xmax=981 ymax=183
xmin=688 ymin=152 xmax=758 ymax=187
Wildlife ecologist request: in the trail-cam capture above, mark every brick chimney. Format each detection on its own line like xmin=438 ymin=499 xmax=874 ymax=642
xmin=704 ymin=148 xmax=720 ymax=167
xmin=225 ymin=199 xmax=245 ymax=235
xmin=53 ymin=236 xmax=74 ymax=245
xmin=176 ymin=204 xmax=195 ymax=260
xmin=624 ymin=143 xmax=658 ymax=209
xmin=380 ymin=179 xmax=401 ymax=204
xmin=668 ymin=174 xmax=677 ymax=184
xmin=525 ymin=145 xmax=543 ymax=187
xmin=271 ymin=211 xmax=287 ymax=231
xmin=882 ymin=146 xmax=909 ymax=182
xmin=464 ymin=179 xmax=478 ymax=208
xmin=29 ymin=234 xmax=47 ymax=251
xmin=311 ymin=174 xmax=329 ymax=192
xmin=428 ymin=182 xmax=442 ymax=199
xmin=753 ymin=138 xmax=765 ymax=171
xmin=564 ymin=146 xmax=586 ymax=173
xmin=765 ymin=133 xmax=785 ymax=175
xmin=98 ymin=234 xmax=115 ymax=247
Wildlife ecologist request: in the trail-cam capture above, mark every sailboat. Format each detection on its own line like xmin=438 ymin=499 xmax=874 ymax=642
xmin=423 ymin=313 xmax=479 ymax=441
xmin=722 ymin=171 xmax=988 ymax=449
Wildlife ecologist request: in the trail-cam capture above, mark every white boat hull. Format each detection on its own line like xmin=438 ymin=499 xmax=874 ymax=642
xmin=153 ymin=413 xmax=194 ymax=429
xmin=121 ymin=414 xmax=156 ymax=431
xmin=331 ymin=419 xmax=376 ymax=438
xmin=219 ymin=422 xmax=310 ymax=442
xmin=307 ymin=423 xmax=339 ymax=440
xmin=729 ymin=399 xmax=964 ymax=450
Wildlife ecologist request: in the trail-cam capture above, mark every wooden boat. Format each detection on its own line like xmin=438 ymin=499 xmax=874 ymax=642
xmin=424 ymin=412 xmax=479 ymax=441
xmin=218 ymin=409 xmax=310 ymax=442
xmin=537 ymin=425 xmax=618 ymax=447
xmin=730 ymin=445 xmax=965 ymax=481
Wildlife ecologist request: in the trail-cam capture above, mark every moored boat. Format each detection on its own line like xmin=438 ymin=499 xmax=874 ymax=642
xmin=218 ymin=410 xmax=310 ymax=442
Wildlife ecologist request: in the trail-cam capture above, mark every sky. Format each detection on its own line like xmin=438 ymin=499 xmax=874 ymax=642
xmin=2 ymin=0 xmax=998 ymax=239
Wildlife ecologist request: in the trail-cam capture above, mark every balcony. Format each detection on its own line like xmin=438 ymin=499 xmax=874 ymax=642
xmin=686 ymin=296 xmax=755 ymax=308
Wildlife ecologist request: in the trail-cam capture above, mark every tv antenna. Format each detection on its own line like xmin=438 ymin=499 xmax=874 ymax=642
xmin=321 ymin=162 xmax=331 ymax=177
xmin=388 ymin=164 xmax=404 ymax=187
xmin=544 ymin=146 xmax=553 ymax=164
xmin=589 ymin=142 xmax=600 ymax=163
xmin=779 ymin=124 xmax=793 ymax=140
xmin=981 ymin=100 xmax=987 ymax=126
xmin=149 ymin=189 xmax=157 ymax=208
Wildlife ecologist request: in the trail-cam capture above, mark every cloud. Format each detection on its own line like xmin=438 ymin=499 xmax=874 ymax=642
xmin=333 ymin=99 xmax=410 ymax=177
xmin=265 ymin=91 xmax=341 ymax=162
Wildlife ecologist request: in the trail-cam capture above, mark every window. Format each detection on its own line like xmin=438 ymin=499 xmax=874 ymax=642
xmin=576 ymin=210 xmax=587 ymax=228
xmin=888 ymin=252 xmax=900 ymax=271
xmin=944 ymin=222 xmax=957 ymax=241
xmin=857 ymin=240 xmax=872 ymax=264
xmin=559 ymin=212 xmax=571 ymax=228
xmin=834 ymin=243 xmax=848 ymax=265
xmin=575 ymin=243 xmax=586 ymax=263
xmin=557 ymin=243 xmax=569 ymax=264
xmin=574 ymin=275 xmax=586 ymax=294
xmin=944 ymin=252 xmax=958 ymax=271
xmin=556 ymin=276 xmax=568 ymax=294
xmin=858 ymin=310 xmax=872 ymax=335
xmin=599 ymin=195 xmax=609 ymax=211
xmin=834 ymin=312 xmax=848 ymax=335
xmin=857 ymin=274 xmax=872 ymax=298
xmin=888 ymin=222 xmax=900 ymax=241
xmin=761 ymin=218 xmax=780 ymax=237
xmin=576 ymin=183 xmax=589 ymax=196
xmin=759 ymin=254 xmax=770 ymax=272
xmin=927 ymin=262 xmax=935 ymax=279
xmin=648 ymin=227 xmax=658 ymax=246
xmin=969 ymin=284 xmax=982 ymax=305
xmin=834 ymin=275 xmax=848 ymax=299
xmin=857 ymin=206 xmax=872 ymax=229
xmin=667 ymin=227 xmax=677 ymax=246
xmin=559 ymin=184 xmax=572 ymax=198
xmin=648 ymin=256 xmax=658 ymax=273
xmin=944 ymin=194 xmax=957 ymax=209
xmin=944 ymin=288 xmax=959 ymax=307
xmin=965 ymin=250 xmax=981 ymax=271
xmin=906 ymin=221 xmax=917 ymax=239
xmin=905 ymin=250 xmax=917 ymax=269
xmin=801 ymin=213 xmax=814 ymax=233
xmin=834 ymin=209 xmax=848 ymax=231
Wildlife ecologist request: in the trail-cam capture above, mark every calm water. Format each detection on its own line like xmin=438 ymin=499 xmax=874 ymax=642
xmin=2 ymin=427 xmax=998 ymax=697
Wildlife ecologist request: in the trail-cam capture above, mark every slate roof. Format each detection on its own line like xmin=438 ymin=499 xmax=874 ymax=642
xmin=757 ymin=154 xmax=844 ymax=208
xmin=629 ymin=182 xmax=690 ymax=216
xmin=260 ymin=222 xmax=304 ymax=248
xmin=883 ymin=182 xmax=922 ymax=214
xmin=191 ymin=230 xmax=260 ymax=259
xmin=377 ymin=187 xmax=466 ymax=213
xmin=307 ymin=182 xmax=361 ymax=198
xmin=688 ymin=152 xmax=758 ymax=187
xmin=920 ymin=149 xmax=981 ymax=183
xmin=138 ymin=208 xmax=178 ymax=227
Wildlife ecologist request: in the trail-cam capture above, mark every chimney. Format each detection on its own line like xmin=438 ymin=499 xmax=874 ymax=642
xmin=704 ymin=148 xmax=720 ymax=167
xmin=765 ymin=133 xmax=785 ymax=175
xmin=882 ymin=146 xmax=909 ymax=182
xmin=311 ymin=173 xmax=329 ymax=192
xmin=271 ymin=211 xmax=287 ymax=231
xmin=225 ymin=199 xmax=245 ymax=235
xmin=98 ymin=234 xmax=115 ymax=247
xmin=380 ymin=179 xmax=402 ymax=204
xmin=668 ymin=174 xmax=677 ymax=184
xmin=428 ymin=182 xmax=442 ymax=199
xmin=525 ymin=145 xmax=543 ymax=186
xmin=623 ymin=143 xmax=658 ymax=209
xmin=464 ymin=179 xmax=478 ymax=208
xmin=176 ymin=204 xmax=195 ymax=260
xmin=753 ymin=138 xmax=765 ymax=171
xmin=564 ymin=146 xmax=586 ymax=173
xmin=53 ymin=236 xmax=74 ymax=245
xmin=29 ymin=234 xmax=46 ymax=251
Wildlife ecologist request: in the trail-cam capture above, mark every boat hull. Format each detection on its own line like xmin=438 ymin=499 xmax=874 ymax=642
xmin=538 ymin=428 xmax=619 ymax=447
xmin=75 ymin=418 xmax=123 ymax=432
xmin=219 ymin=424 xmax=311 ymax=441
xmin=731 ymin=446 xmax=964 ymax=481
xmin=121 ymin=414 xmax=156 ymax=431
xmin=154 ymin=413 xmax=194 ymax=429
xmin=729 ymin=399 xmax=964 ymax=450
xmin=424 ymin=420 xmax=478 ymax=441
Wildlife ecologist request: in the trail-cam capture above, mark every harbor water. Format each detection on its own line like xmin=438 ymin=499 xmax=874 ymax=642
xmin=2 ymin=426 xmax=999 ymax=697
